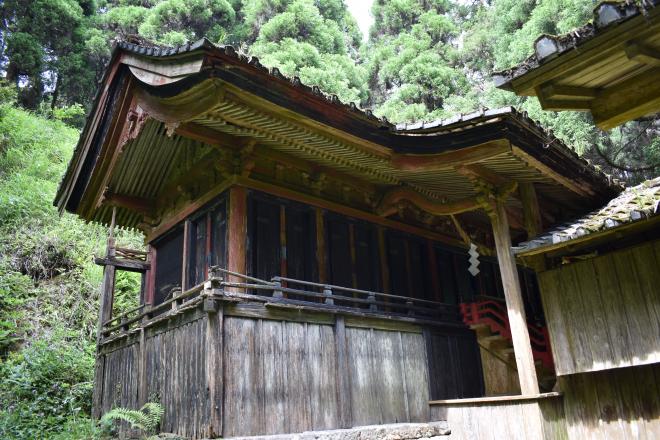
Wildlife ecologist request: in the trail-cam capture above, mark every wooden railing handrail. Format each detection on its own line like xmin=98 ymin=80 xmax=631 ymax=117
xmin=102 ymin=282 xmax=205 ymax=335
xmin=272 ymin=275 xmax=452 ymax=308
xmin=220 ymin=281 xmax=456 ymax=315
xmin=103 ymin=303 xmax=145 ymax=327
xmin=101 ymin=268 xmax=461 ymax=339
xmin=212 ymin=267 xmax=277 ymax=285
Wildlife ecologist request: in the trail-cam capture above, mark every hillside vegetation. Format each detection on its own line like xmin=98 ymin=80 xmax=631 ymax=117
xmin=0 ymin=94 xmax=142 ymax=438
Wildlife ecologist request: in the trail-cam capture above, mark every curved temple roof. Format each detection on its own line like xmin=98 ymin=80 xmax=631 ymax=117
xmin=55 ymin=37 xmax=622 ymax=236
xmin=493 ymin=1 xmax=660 ymax=130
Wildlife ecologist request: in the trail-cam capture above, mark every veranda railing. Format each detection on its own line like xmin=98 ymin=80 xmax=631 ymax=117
xmin=100 ymin=266 xmax=461 ymax=341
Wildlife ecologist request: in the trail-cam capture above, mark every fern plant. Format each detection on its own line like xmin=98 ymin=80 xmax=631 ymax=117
xmin=100 ymin=402 xmax=164 ymax=439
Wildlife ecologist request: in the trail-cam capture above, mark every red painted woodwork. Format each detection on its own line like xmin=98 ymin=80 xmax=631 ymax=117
xmin=460 ymin=300 xmax=554 ymax=371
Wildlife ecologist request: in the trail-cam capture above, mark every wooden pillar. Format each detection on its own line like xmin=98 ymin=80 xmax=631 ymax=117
xmin=182 ymin=220 xmax=190 ymax=290
xmin=97 ymin=207 xmax=118 ymax=341
xmin=227 ymin=186 xmax=247 ymax=283
xmin=519 ymin=182 xmax=543 ymax=240
xmin=490 ymin=200 xmax=540 ymax=395
xmin=334 ymin=315 xmax=351 ymax=428
xmin=315 ymin=208 xmax=327 ymax=283
xmin=377 ymin=226 xmax=390 ymax=294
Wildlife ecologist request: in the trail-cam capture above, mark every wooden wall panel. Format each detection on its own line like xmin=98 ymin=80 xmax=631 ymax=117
xmin=222 ymin=317 xmax=341 ymax=437
xmin=99 ymin=303 xmax=483 ymax=438
xmin=538 ymin=239 xmax=660 ymax=376
xmin=101 ymin=343 xmax=139 ymax=416
xmin=478 ymin=346 xmax=520 ymax=396
xmin=561 ymin=364 xmax=660 ymax=440
xmin=144 ymin=317 xmax=208 ymax=440
xmin=430 ymin=395 xmax=566 ymax=440
xmin=401 ymin=331 xmax=431 ymax=422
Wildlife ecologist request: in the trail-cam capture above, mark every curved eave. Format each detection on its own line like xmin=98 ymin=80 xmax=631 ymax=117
xmin=55 ymin=39 xmax=621 ymax=231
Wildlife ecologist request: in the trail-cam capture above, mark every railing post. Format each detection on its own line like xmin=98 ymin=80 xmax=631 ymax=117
xmin=323 ymin=286 xmax=334 ymax=305
xmin=406 ymin=300 xmax=414 ymax=316
xmin=273 ymin=280 xmax=283 ymax=298
xmin=367 ymin=293 xmax=377 ymax=311
xmin=171 ymin=287 xmax=181 ymax=311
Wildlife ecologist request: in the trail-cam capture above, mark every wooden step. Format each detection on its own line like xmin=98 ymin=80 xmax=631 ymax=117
xmin=469 ymin=323 xmax=492 ymax=337
xmin=480 ymin=334 xmax=509 ymax=349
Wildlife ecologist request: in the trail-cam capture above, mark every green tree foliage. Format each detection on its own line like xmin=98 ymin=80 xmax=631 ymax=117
xmin=365 ymin=0 xmax=470 ymax=123
xmin=1 ymin=0 xmax=99 ymax=109
xmin=248 ymin=0 xmax=367 ymax=103
xmin=0 ymin=329 xmax=95 ymax=439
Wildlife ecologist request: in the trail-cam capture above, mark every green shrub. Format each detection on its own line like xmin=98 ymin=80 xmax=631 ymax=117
xmin=0 ymin=329 xmax=95 ymax=439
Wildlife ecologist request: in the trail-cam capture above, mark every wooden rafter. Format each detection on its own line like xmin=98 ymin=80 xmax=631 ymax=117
xmin=625 ymin=41 xmax=660 ymax=67
xmin=103 ymin=192 xmax=155 ymax=216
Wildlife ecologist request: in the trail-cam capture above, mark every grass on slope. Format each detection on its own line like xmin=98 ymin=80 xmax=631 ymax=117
xmin=0 ymin=101 xmax=142 ymax=439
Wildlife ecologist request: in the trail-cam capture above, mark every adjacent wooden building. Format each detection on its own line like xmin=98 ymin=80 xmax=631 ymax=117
xmin=494 ymin=1 xmax=660 ymax=130
xmin=56 ymin=38 xmax=630 ymax=439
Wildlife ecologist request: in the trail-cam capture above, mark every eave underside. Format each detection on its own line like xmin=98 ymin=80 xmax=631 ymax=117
xmin=88 ymin=87 xmax=613 ymax=248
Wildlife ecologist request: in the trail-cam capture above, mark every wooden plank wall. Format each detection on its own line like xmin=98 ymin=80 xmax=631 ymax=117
xmin=430 ymin=395 xmax=567 ymax=440
xmin=221 ymin=316 xmax=431 ymax=437
xmin=538 ymin=239 xmax=660 ymax=376
xmin=98 ymin=304 xmax=483 ymax=439
xmin=560 ymin=364 xmax=660 ymax=440
xmin=144 ymin=316 xmax=209 ymax=439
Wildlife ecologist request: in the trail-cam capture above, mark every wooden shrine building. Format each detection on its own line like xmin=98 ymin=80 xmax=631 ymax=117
xmin=493 ymin=1 xmax=660 ymax=130
xmin=56 ymin=38 xmax=633 ymax=439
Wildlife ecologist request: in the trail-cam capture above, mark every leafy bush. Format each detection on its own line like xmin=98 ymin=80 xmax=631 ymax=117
xmin=0 ymin=329 xmax=95 ymax=439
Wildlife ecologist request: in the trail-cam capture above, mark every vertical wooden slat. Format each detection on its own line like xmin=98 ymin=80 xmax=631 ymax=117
xmin=334 ymin=316 xmax=351 ymax=428
xmin=610 ymin=249 xmax=655 ymax=364
xmin=261 ymin=320 xmax=286 ymax=434
xmin=205 ymin=213 xmax=212 ymax=279
xmin=227 ymin=186 xmax=247 ymax=283
xmin=538 ymin=270 xmax=575 ymax=375
xmin=138 ymin=329 xmax=147 ymax=407
xmin=348 ymin=223 xmax=358 ymax=289
xmin=426 ymin=241 xmax=441 ymax=301
xmin=490 ymin=200 xmax=539 ymax=395
xmin=279 ymin=205 xmax=287 ymax=282
xmin=205 ymin=303 xmax=223 ymax=438
xmin=558 ymin=264 xmax=595 ymax=373
xmin=627 ymin=243 xmax=660 ymax=353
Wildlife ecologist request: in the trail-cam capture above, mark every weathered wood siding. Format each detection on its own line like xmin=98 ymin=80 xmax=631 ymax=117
xmin=538 ymin=239 xmax=660 ymax=376
xmin=430 ymin=394 xmax=566 ymax=440
xmin=100 ymin=342 xmax=139 ymax=415
xmin=97 ymin=299 xmax=483 ymax=439
xmin=221 ymin=316 xmax=431 ymax=437
xmin=145 ymin=315 xmax=210 ymax=439
xmin=560 ymin=364 xmax=660 ymax=440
